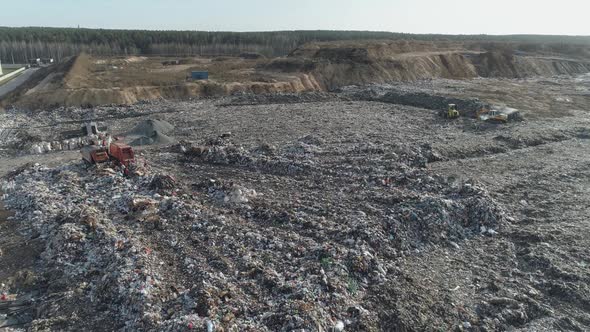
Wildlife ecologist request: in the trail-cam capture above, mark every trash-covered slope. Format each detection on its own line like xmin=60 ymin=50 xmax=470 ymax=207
xmin=1 ymin=73 xmax=589 ymax=330
xmin=0 ymin=132 xmax=506 ymax=330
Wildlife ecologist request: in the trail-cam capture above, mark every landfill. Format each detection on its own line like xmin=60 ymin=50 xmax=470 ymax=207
xmin=0 ymin=130 xmax=506 ymax=330
xmin=222 ymin=92 xmax=341 ymax=106
xmin=0 ymin=73 xmax=589 ymax=330
xmin=339 ymin=84 xmax=490 ymax=116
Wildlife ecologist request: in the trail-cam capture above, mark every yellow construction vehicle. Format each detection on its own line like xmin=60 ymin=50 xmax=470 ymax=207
xmin=442 ymin=104 xmax=460 ymax=119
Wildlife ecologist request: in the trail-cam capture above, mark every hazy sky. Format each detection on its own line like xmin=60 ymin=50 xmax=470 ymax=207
xmin=1 ymin=0 xmax=589 ymax=35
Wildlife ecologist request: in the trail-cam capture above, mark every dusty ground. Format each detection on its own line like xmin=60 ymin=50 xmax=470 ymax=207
xmin=1 ymin=53 xmax=317 ymax=109
xmin=3 ymin=40 xmax=590 ymax=110
xmin=0 ymin=72 xmax=589 ymax=331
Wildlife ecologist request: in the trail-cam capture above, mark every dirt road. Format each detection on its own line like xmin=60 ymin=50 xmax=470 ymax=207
xmin=0 ymin=68 xmax=38 ymax=100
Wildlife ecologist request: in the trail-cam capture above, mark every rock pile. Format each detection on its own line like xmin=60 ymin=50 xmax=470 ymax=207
xmin=128 ymin=119 xmax=175 ymax=146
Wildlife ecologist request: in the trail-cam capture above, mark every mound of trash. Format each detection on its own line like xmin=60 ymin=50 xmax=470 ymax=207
xmin=0 ymin=134 xmax=507 ymax=330
xmin=182 ymin=136 xmax=505 ymax=250
xmin=1 ymin=164 xmax=199 ymax=330
xmin=341 ymin=84 xmax=490 ymax=115
xmin=222 ymin=92 xmax=340 ymax=106
xmin=128 ymin=119 xmax=174 ymax=136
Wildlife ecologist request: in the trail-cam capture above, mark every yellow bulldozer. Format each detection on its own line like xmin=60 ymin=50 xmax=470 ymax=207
xmin=441 ymin=104 xmax=460 ymax=119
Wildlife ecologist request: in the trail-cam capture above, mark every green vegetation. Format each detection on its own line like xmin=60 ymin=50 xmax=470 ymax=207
xmin=1 ymin=26 xmax=590 ymax=64
xmin=320 ymin=256 xmax=333 ymax=269
xmin=1 ymin=68 xmax=17 ymax=74
xmin=347 ymin=276 xmax=359 ymax=295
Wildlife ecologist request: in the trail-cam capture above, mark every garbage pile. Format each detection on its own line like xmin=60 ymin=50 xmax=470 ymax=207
xmin=0 ymin=134 xmax=507 ymax=331
xmin=0 ymin=105 xmax=179 ymax=156
xmin=340 ymin=84 xmax=490 ymax=115
xmin=182 ymin=136 xmax=318 ymax=176
xmin=0 ymin=113 xmax=37 ymax=156
xmin=221 ymin=92 xmax=341 ymax=106
xmin=29 ymin=136 xmax=95 ymax=154
xmin=0 ymin=128 xmax=31 ymax=156
xmin=378 ymin=91 xmax=489 ymax=114
xmin=182 ymin=136 xmax=505 ymax=250
xmin=1 ymin=163 xmax=204 ymax=330
xmin=386 ymin=176 xmax=505 ymax=250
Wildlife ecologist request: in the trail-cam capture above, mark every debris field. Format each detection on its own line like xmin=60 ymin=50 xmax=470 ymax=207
xmin=0 ymin=73 xmax=589 ymax=331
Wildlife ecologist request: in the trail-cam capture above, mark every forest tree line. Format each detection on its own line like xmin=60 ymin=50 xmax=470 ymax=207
xmin=1 ymin=27 xmax=589 ymax=64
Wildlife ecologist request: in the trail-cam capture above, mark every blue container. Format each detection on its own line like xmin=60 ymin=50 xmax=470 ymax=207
xmin=191 ymin=71 xmax=209 ymax=80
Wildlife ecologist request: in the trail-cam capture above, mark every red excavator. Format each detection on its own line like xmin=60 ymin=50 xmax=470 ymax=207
xmin=81 ymin=141 xmax=135 ymax=167
xmin=109 ymin=142 xmax=135 ymax=167
xmin=80 ymin=145 xmax=110 ymax=164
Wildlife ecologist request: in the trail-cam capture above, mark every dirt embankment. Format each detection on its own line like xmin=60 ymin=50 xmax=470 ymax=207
xmin=8 ymin=53 xmax=321 ymax=109
xmin=282 ymin=40 xmax=590 ymax=90
xmin=6 ymin=40 xmax=590 ymax=109
xmin=17 ymin=79 xmax=321 ymax=110
xmin=468 ymin=50 xmax=590 ymax=78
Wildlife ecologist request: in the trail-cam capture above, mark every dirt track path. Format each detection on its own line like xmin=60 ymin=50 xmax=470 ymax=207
xmin=0 ymin=151 xmax=79 ymax=177
xmin=0 ymin=68 xmax=39 ymax=100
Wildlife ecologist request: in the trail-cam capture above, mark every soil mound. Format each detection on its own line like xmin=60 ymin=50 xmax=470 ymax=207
xmin=128 ymin=119 xmax=174 ymax=136
xmin=129 ymin=131 xmax=174 ymax=146
xmin=127 ymin=119 xmax=175 ymax=146
xmin=289 ymin=40 xmax=461 ymax=58
xmin=64 ymin=53 xmax=93 ymax=88
xmin=468 ymin=50 xmax=590 ymax=78
xmin=286 ymin=41 xmax=590 ymax=90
